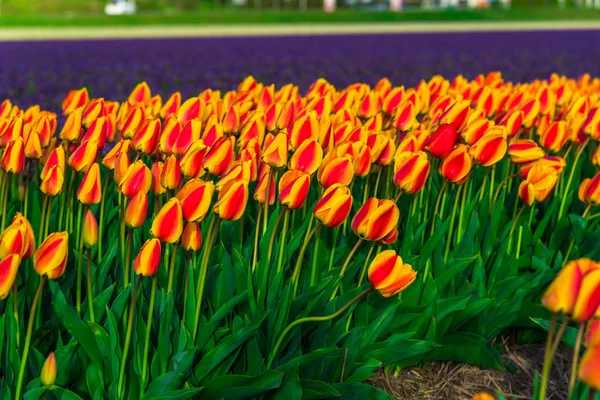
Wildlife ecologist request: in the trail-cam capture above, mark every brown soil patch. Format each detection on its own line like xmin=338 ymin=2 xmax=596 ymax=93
xmin=369 ymin=338 xmax=571 ymax=400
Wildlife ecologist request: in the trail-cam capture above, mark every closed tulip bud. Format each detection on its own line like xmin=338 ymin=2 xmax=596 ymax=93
xmin=81 ymin=116 xmax=107 ymax=151
xmin=176 ymin=179 xmax=215 ymax=222
xmin=68 ymin=140 xmax=98 ymax=173
xmin=133 ymin=238 xmax=161 ymax=277
xmin=277 ymin=101 xmax=295 ymax=131
xmin=279 ymin=169 xmax=311 ymax=210
xmin=254 ymin=171 xmax=275 ymax=205
xmin=59 ymin=107 xmax=83 ymax=142
xmin=0 ymin=223 xmax=27 ymax=259
xmin=262 ymin=131 xmax=288 ymax=168
xmin=151 ymin=161 xmax=166 ymax=195
xmin=114 ymin=152 xmax=130 ymax=186
xmin=151 ymin=198 xmax=183 ymax=243
xmin=239 ymin=113 xmax=266 ymax=149
xmin=542 ymin=259 xmax=600 ymax=315
xmin=518 ymin=164 xmax=558 ymax=206
xmin=161 ymin=92 xmax=181 ymax=119
xmin=129 ymin=81 xmax=151 ymax=105
xmin=102 ymin=140 xmax=130 ymax=170
xmin=288 ymin=138 xmax=323 ymax=175
xmin=213 ymin=180 xmax=249 ymax=221
xmin=314 ymin=184 xmax=353 ymax=228
xmin=520 ymin=155 xmax=566 ymax=179
xmin=0 ymin=116 xmax=23 ymax=148
xmin=180 ymin=141 xmax=208 ymax=179
xmin=1 ymin=138 xmax=25 ymax=174
xmin=462 ymin=118 xmax=493 ymax=145
xmin=40 ymin=166 xmax=65 ymax=197
xmin=41 ymin=146 xmax=66 ymax=180
xmin=428 ymin=123 xmax=457 ymax=159
xmin=439 ymin=144 xmax=472 ymax=184
xmin=132 ymin=118 xmax=161 ymax=155
xmin=125 ymin=192 xmax=148 ymax=229
xmin=11 ymin=213 xmax=35 ymax=259
xmin=119 ymin=160 xmax=152 ymax=198
xmin=216 ymin=160 xmax=251 ymax=191
xmin=203 ymin=136 xmax=234 ymax=177
xmin=471 ymin=393 xmax=495 ymax=400
xmin=393 ymin=101 xmax=417 ymax=132
xmin=265 ymin=103 xmax=281 ymax=132
xmin=202 ymin=116 xmax=224 ymax=150
xmin=77 ymin=163 xmax=102 ymax=205
xmin=351 ymin=198 xmax=399 ymax=242
xmin=24 ymin=131 xmax=42 ymax=160
xmin=222 ymin=104 xmax=241 ymax=135
xmin=178 ymin=97 xmax=206 ymax=125
xmin=469 ymin=133 xmax=507 ymax=167
xmin=579 ymin=172 xmax=600 ymax=205
xmin=357 ymin=91 xmax=379 ymax=120
xmin=182 ymin=222 xmax=202 ymax=252
xmin=337 ymin=141 xmax=371 ymax=177
xmin=40 ymin=352 xmax=57 ymax=386
xmin=438 ymin=100 xmax=470 ymax=132
xmin=0 ymin=254 xmax=20 ymax=300
xmin=508 ymin=139 xmax=544 ymax=165
xmin=121 ymin=105 xmax=146 ymax=140
xmin=174 ymin=118 xmax=201 ymax=156
xmin=586 ymin=320 xmax=600 ymax=347
xmin=290 ymin=111 xmax=319 ymax=150
xmin=82 ymin=210 xmax=98 ymax=248
xmin=368 ymin=250 xmax=417 ymax=298
xmin=375 ymin=135 xmax=396 ymax=166
xmin=394 ymin=151 xmax=430 ymax=194
xmin=160 ymin=155 xmax=181 ymax=190
xmin=571 ymin=269 xmax=600 ymax=322
xmin=62 ymin=88 xmax=88 ymax=116
xmin=364 ymin=113 xmax=383 ymax=133
xmin=318 ymin=155 xmax=354 ymax=189
xmin=34 ymin=232 xmax=69 ymax=280
xmin=540 ymin=121 xmax=568 ymax=152
xmin=579 ymin=346 xmax=600 ymax=390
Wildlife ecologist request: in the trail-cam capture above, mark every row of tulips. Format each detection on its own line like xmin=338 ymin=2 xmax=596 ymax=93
xmin=1 ymin=72 xmax=600 ymax=398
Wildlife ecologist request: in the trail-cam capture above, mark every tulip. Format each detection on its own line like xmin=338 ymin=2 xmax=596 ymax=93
xmin=222 ymin=104 xmax=241 ymax=135
xmin=82 ymin=210 xmax=98 ymax=248
xmin=24 ymin=131 xmax=42 ymax=160
xmin=203 ymin=136 xmax=234 ymax=177
xmin=438 ymin=100 xmax=470 ymax=131
xmin=383 ymin=87 xmax=404 ymax=115
xmin=364 ymin=113 xmax=383 ymax=133
xmin=178 ymin=97 xmax=205 ymax=125
xmin=518 ymin=164 xmax=558 ymax=206
xmin=11 ymin=213 xmax=35 ymax=259
xmin=277 ymin=102 xmax=295 ymax=131
xmin=151 ymin=161 xmax=166 ymax=196
xmin=121 ymin=104 xmax=146 ymax=139
xmin=213 ymin=180 xmax=249 ymax=221
xmin=239 ymin=113 xmax=266 ymax=149
xmin=114 ymin=152 xmax=131 ymax=186
xmin=579 ymin=172 xmax=600 ymax=205
xmin=351 ymin=198 xmax=399 ymax=242
xmin=62 ymin=88 xmax=88 ymax=115
xmin=279 ymin=169 xmax=311 ymax=210
xmin=594 ymin=145 xmax=600 ymax=167
xmin=160 ymin=92 xmax=181 ymax=119
xmin=318 ymin=154 xmax=354 ymax=189
xmin=40 ymin=352 xmax=57 ymax=386
xmin=40 ymin=166 xmax=64 ymax=197
xmin=540 ymin=121 xmax=568 ymax=152
xmin=0 ymin=223 xmax=27 ymax=259
xmin=132 ymin=118 xmax=161 ymax=155
xmin=262 ymin=130 xmax=288 ymax=168
xmin=41 ymin=146 xmax=66 ymax=180
xmin=428 ymin=123 xmax=457 ymax=159
xmin=579 ymin=345 xmax=600 ymax=389
xmin=288 ymin=138 xmax=323 ymax=175
xmin=129 ymin=81 xmax=151 ymax=104
xmin=59 ymin=107 xmax=83 ymax=142
xmin=161 ymin=155 xmax=181 ymax=190
xmin=176 ymin=179 xmax=215 ymax=222
xmin=174 ymin=118 xmax=201 ymax=155
xmin=289 ymin=111 xmax=318 ymax=150
xmin=439 ymin=144 xmax=472 ymax=184
xmin=368 ymin=250 xmax=417 ymax=298
xmin=0 ymin=253 xmax=20 ymax=300
xmin=394 ymin=151 xmax=430 ymax=194
xmin=508 ymin=139 xmax=545 ymax=165
xmin=33 ymin=232 xmax=69 ymax=280
xmin=314 ymin=184 xmax=353 ymax=228
xmin=541 ymin=258 xmax=599 ymax=315
xmin=357 ymin=91 xmax=379 ymax=120
xmin=586 ymin=320 xmax=600 ymax=347
xmin=254 ymin=170 xmax=275 ymax=205
xmin=81 ymin=115 xmax=107 ymax=149
xmin=215 ymin=161 xmax=252 ymax=192
xmin=182 ymin=222 xmax=202 ymax=252
xmin=159 ymin=116 xmax=181 ymax=155
xmin=469 ymin=133 xmax=507 ymax=167
xmin=180 ymin=141 xmax=208 ymax=180
xmin=68 ymin=140 xmax=98 ymax=173
xmin=118 ymin=160 xmax=152 ymax=198
xmin=1 ymin=138 xmax=25 ymax=174
xmin=520 ymin=156 xmax=566 ymax=179
xmin=462 ymin=118 xmax=493 ymax=145
xmin=337 ymin=141 xmax=371 ymax=177
xmin=471 ymin=393 xmax=495 ymax=400
xmin=101 ymin=139 xmax=130 ymax=170
xmin=393 ymin=101 xmax=417 ymax=132
xmin=125 ymin=192 xmax=148 ymax=229
xmin=150 ymin=198 xmax=183 ymax=243
xmin=77 ymin=163 xmax=102 ymax=205
xmin=133 ymin=238 xmax=161 ymax=277
xmin=571 ymin=269 xmax=600 ymax=322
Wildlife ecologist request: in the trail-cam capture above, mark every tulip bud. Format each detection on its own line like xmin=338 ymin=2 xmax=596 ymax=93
xmin=34 ymin=232 xmax=69 ymax=280
xmin=428 ymin=124 xmax=457 ymax=159
xmin=279 ymin=169 xmax=311 ymax=210
xmin=277 ymin=102 xmax=295 ymax=131
xmin=125 ymin=192 xmax=148 ymax=229
xmin=213 ymin=180 xmax=249 ymax=221
xmin=540 ymin=121 xmax=568 ymax=152
xmin=239 ymin=113 xmax=266 ymax=149
xmin=314 ymin=184 xmax=353 ymax=228
xmin=40 ymin=352 xmax=57 ymax=386
xmin=518 ymin=164 xmax=558 ymax=206
xmin=203 ymin=136 xmax=234 ymax=177
xmin=133 ymin=238 xmax=161 ymax=277
xmin=129 ymin=81 xmax=151 ymax=105
xmin=1 ymin=138 xmax=25 ymax=174
xmin=24 ymin=131 xmax=43 ymax=160
xmin=182 ymin=222 xmax=202 ymax=252
xmin=471 ymin=393 xmax=495 ymax=400
xmin=77 ymin=163 xmax=102 ymax=205
xmin=82 ymin=210 xmax=98 ymax=248
xmin=579 ymin=176 xmax=600 ymax=206
xmin=11 ymin=212 xmax=35 ymax=259
xmin=439 ymin=144 xmax=472 ymax=184
xmin=174 ymin=118 xmax=201 ymax=156
xmin=150 ymin=161 xmax=166 ymax=196
xmin=101 ymin=140 xmax=130 ymax=171
xmin=368 ymin=250 xmax=417 ymax=298
xmin=262 ymin=131 xmax=288 ymax=168
xmin=41 ymin=146 xmax=66 ymax=180
xmin=121 ymin=105 xmax=146 ymax=140
xmin=222 ymin=104 xmax=241 ymax=135
xmin=579 ymin=346 xmax=600 ymax=390
xmin=357 ymin=91 xmax=379 ymax=120
xmin=586 ymin=320 xmax=600 ymax=348
xmin=0 ymin=254 xmax=20 ymax=300
xmin=394 ymin=151 xmax=430 ymax=194
xmin=151 ymin=198 xmax=183 ymax=243
xmin=176 ymin=179 xmax=215 ymax=222
xmin=59 ymin=107 xmax=83 ymax=142
xmin=178 ymin=141 xmax=207 ymax=180
xmin=161 ymin=92 xmax=181 ymax=119
xmin=161 ymin=155 xmax=181 ymax=190
xmin=178 ymin=97 xmax=205 ymax=125
xmin=469 ymin=133 xmax=507 ymax=167
xmin=62 ymin=88 xmax=88 ymax=116
xmin=40 ymin=165 xmax=65 ymax=197
xmin=393 ymin=101 xmax=417 ymax=132
xmin=351 ymin=198 xmax=399 ymax=242
xmin=118 ymin=160 xmax=152 ymax=198
xmin=132 ymin=118 xmax=161 ymax=155
xmin=254 ymin=170 xmax=275 ymax=205
xmin=337 ymin=141 xmax=371 ymax=177
xmin=572 ymin=269 xmax=600 ymax=322
xmin=462 ymin=118 xmax=493 ymax=145
xmin=317 ymin=155 xmax=354 ymax=189
xmin=68 ymin=140 xmax=98 ymax=173
xmin=0 ymin=222 xmax=28 ymax=259
xmin=288 ymin=139 xmax=323 ymax=175
xmin=289 ymin=111 xmax=318 ymax=150
xmin=81 ymin=115 xmax=107 ymax=150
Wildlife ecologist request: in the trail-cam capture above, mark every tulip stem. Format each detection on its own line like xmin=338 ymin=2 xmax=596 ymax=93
xmin=167 ymin=244 xmax=179 ymax=293
xmin=183 ymin=252 xmax=193 ymax=320
xmin=457 ymin=177 xmax=470 ymax=243
xmin=291 ymin=223 xmax=320 ymax=297
xmin=76 ymin=207 xmax=85 ymax=316
xmin=87 ymin=247 xmax=95 ymax=323
xmin=569 ymin=323 xmax=585 ymax=396
xmin=117 ymin=275 xmax=142 ymax=399
xmin=1 ymin=172 xmax=11 ymax=230
xmin=444 ymin=185 xmax=462 ymax=264
xmin=23 ymin=180 xmax=29 ymax=219
xmin=97 ymin=172 xmax=110 ymax=265
xmin=508 ymin=205 xmax=526 ymax=253
xmin=309 ymin=225 xmax=322 ymax=287
xmin=124 ymin=229 xmax=133 ymax=290
xmin=14 ymin=276 xmax=46 ymax=400
xmin=373 ymin=168 xmax=383 ymax=198
xmin=564 ymin=205 xmax=592 ymax=263
xmin=263 ymin=169 xmax=273 ymax=235
xmin=267 ymin=208 xmax=286 ymax=265
xmin=330 ymin=239 xmax=363 ymax=300
xmin=539 ymin=313 xmax=557 ymax=400
xmin=13 ymin=280 xmax=19 ymax=348
xmin=558 ymin=139 xmax=589 ymax=219
xmin=39 ymin=195 xmax=49 ymax=242
xmin=193 ymin=219 xmax=221 ymax=340
xmin=491 ymin=173 xmax=519 ymax=211
xmin=327 ymin=226 xmax=340 ymax=272
xmin=252 ymin=206 xmax=262 ymax=272
xmin=358 ymin=243 xmax=377 ymax=287
xmin=430 ymin=181 xmax=448 ymax=236
xmin=44 ymin=197 xmax=52 ymax=240
xmin=267 ymin=287 xmax=373 ymax=369
xmin=141 ymin=276 xmax=158 ymax=393
xmin=394 ymin=191 xmax=402 ymax=203
xmin=276 ymin=209 xmax=290 ymax=274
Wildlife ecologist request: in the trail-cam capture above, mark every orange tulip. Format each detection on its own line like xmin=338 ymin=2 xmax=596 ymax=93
xmin=41 ymin=145 xmax=66 ymax=179
xmin=129 ymin=81 xmax=151 ymax=104
xmin=203 ymin=136 xmax=234 ymax=177
xmin=518 ymin=164 xmax=558 ymax=206
xmin=81 ymin=114 xmax=107 ymax=149
xmin=368 ymin=250 xmax=417 ymax=298
xmin=77 ymin=163 xmax=102 ymax=205
xmin=289 ymin=111 xmax=318 ymax=150
xmin=314 ymin=184 xmax=353 ymax=228
xmin=337 ymin=141 xmax=371 ymax=177
xmin=586 ymin=320 xmax=600 ymax=347
xmin=11 ymin=213 xmax=35 ymax=259
xmin=222 ymin=104 xmax=241 ymax=136
xmin=279 ymin=169 xmax=311 ymax=210
xmin=178 ymin=97 xmax=205 ymax=125
xmin=288 ymin=138 xmax=323 ymax=175
xmin=318 ymin=155 xmax=354 ymax=189
xmin=520 ymin=156 xmax=566 ymax=179
xmin=439 ymin=144 xmax=472 ymax=184
xmin=471 ymin=393 xmax=495 ymax=400
xmin=161 ymin=155 xmax=181 ymax=190
xmin=393 ymin=101 xmax=417 ymax=132
xmin=158 ymin=116 xmax=181 ymax=155
xmin=40 ymin=352 xmax=57 ymax=386
xmin=125 ymin=192 xmax=148 ymax=229
xmin=213 ymin=180 xmax=249 ymax=221
xmin=24 ymin=131 xmax=42 ymax=160
xmin=579 ymin=172 xmax=600 ymax=205
xmin=133 ymin=238 xmax=161 ymax=277
xmin=357 ymin=91 xmax=379 ymax=120
xmin=541 ymin=258 xmax=599 ymax=315
xmin=394 ymin=151 xmax=430 ymax=194
xmin=68 ymin=140 xmax=98 ymax=173
xmin=540 ymin=121 xmax=568 ymax=152
xmin=215 ymin=160 xmax=251 ymax=192
xmin=572 ymin=269 xmax=600 ymax=322
xmin=132 ymin=118 xmax=161 ymax=155
xmin=351 ymin=198 xmax=399 ymax=241
xmin=0 ymin=254 xmax=20 ymax=300
xmin=40 ymin=166 xmax=64 ymax=197
xmin=579 ymin=345 xmax=600 ymax=389
xmin=160 ymin=92 xmax=181 ymax=119
xmin=59 ymin=107 xmax=83 ymax=142
xmin=176 ymin=179 xmax=215 ymax=222
xmin=0 ymin=223 xmax=27 ymax=259
xmin=33 ymin=232 xmax=69 ymax=280
xmin=82 ymin=210 xmax=98 ymax=248
xmin=121 ymin=104 xmax=146 ymax=140
xmin=180 ymin=141 xmax=208 ymax=180
xmin=114 ymin=152 xmax=130 ymax=186
xmin=438 ymin=100 xmax=470 ymax=132
xmin=262 ymin=130 xmax=288 ymax=168
xmin=462 ymin=118 xmax=493 ymax=145
xmin=508 ymin=139 xmax=544 ymax=165
xmin=62 ymin=88 xmax=88 ymax=115
xmin=182 ymin=222 xmax=202 ymax=252
xmin=428 ymin=123 xmax=457 ymax=159
xmin=151 ymin=161 xmax=166 ymax=196
xmin=239 ymin=113 xmax=266 ymax=149
xmin=174 ymin=118 xmax=201 ymax=156
xmin=150 ymin=198 xmax=183 ymax=243
xmin=1 ymin=138 xmax=25 ymax=174
xmin=254 ymin=170 xmax=275 ymax=205
xmin=101 ymin=140 xmax=130 ymax=170
xmin=276 ymin=102 xmax=295 ymax=131
xmin=469 ymin=133 xmax=507 ymax=167
xmin=118 ymin=160 xmax=152 ymax=198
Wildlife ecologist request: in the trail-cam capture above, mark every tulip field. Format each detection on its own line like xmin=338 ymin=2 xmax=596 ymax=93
xmin=2 ymin=31 xmax=600 ymax=399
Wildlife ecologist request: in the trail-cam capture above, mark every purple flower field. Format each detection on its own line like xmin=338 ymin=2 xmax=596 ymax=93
xmin=2 ymin=30 xmax=599 ymax=110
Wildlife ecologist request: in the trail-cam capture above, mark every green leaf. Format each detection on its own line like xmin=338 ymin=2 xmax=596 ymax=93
xmin=49 ymin=386 xmax=86 ymax=399
xmin=142 ymin=349 xmax=197 ymax=400
xmin=92 ymin=283 xmax=116 ymax=323
xmin=211 ymin=244 xmax=236 ymax=309
xmin=299 ymin=379 xmax=341 ymax=399
xmin=158 ymin=294 xmax=175 ymax=374
xmin=201 ymin=369 xmax=284 ymax=400
xmin=332 ymin=383 xmax=393 ymax=400
xmin=23 ymin=387 xmax=48 ymax=400
xmin=424 ymin=333 xmax=503 ymax=369
xmin=152 ymin=388 xmax=204 ymax=400
xmin=95 ymin=240 xmax=118 ymax=290
xmin=195 ymin=290 xmax=248 ymax=350
xmin=276 ymin=348 xmax=341 ymax=374
xmin=271 ymin=366 xmax=301 ymax=400
xmin=530 ymin=318 xmax=579 ymax=348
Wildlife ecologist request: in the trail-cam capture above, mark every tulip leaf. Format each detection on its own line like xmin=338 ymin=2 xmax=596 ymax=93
xmin=417 ymin=219 xmax=450 ymax=271
xmin=271 ymin=366 xmax=301 ymax=400
xmin=299 ymin=379 xmax=341 ymax=399
xmin=158 ymin=293 xmax=175 ymax=375
xmin=332 ymin=382 xmax=393 ymax=400
xmin=424 ymin=332 xmax=503 ymax=369
xmin=344 ymin=358 xmax=382 ymax=383
xmin=211 ymin=244 xmax=235 ymax=310
xmin=530 ymin=318 xmax=579 ymax=348
xmin=48 ymin=386 xmax=86 ymax=399
xmin=23 ymin=387 xmax=48 ymax=400
xmin=94 ymin=240 xmax=118 ymax=290
xmin=149 ymin=388 xmax=204 ymax=400
xmin=275 ymin=348 xmax=341 ymax=374
xmin=141 ymin=349 xmax=197 ymax=399
xmin=200 ymin=369 xmax=283 ymax=399
xmin=106 ymin=307 xmax=121 ymax=398
xmin=92 ymin=283 xmax=116 ymax=323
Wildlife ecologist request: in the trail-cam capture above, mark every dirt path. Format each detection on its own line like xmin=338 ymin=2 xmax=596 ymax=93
xmin=0 ymin=21 xmax=599 ymax=41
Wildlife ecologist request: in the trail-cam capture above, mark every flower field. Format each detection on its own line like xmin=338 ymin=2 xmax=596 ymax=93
xmin=2 ymin=31 xmax=600 ymax=399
